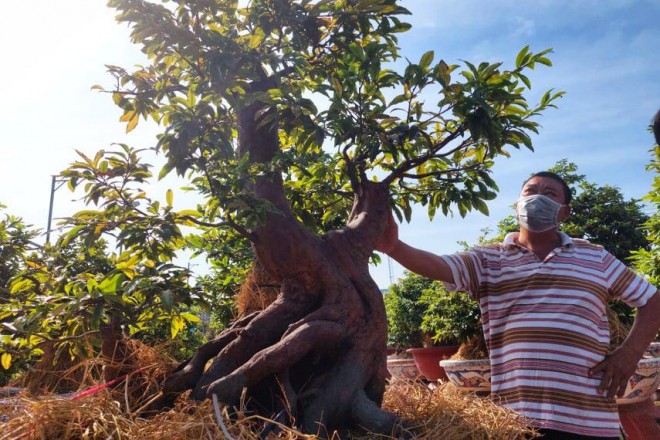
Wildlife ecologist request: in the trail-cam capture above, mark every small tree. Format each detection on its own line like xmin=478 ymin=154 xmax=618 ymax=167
xmin=0 ymin=206 xmax=41 ymax=385
xmin=383 ymin=271 xmax=432 ymax=348
xmin=9 ymin=0 xmax=563 ymax=435
xmin=419 ymin=285 xmax=481 ymax=347
xmin=384 ymin=271 xmax=480 ymax=348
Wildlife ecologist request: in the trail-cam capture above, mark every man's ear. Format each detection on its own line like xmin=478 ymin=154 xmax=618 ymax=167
xmin=558 ymin=205 xmax=571 ymax=223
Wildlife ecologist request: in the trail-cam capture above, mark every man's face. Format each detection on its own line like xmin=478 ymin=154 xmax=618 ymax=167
xmin=518 ymin=176 xmax=571 ymax=223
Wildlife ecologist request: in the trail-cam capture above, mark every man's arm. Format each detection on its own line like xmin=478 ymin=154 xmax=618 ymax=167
xmin=375 ymin=211 xmax=454 ymax=283
xmin=590 ymin=290 xmax=660 ymax=399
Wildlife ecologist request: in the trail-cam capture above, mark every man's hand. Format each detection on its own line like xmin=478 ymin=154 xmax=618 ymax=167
xmin=375 ymin=210 xmax=399 ymax=254
xmin=589 ymin=345 xmax=640 ymax=399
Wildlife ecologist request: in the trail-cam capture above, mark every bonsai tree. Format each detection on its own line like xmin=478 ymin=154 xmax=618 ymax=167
xmin=384 ymin=271 xmax=480 ymax=349
xmin=4 ymin=0 xmax=562 ymax=435
xmin=419 ymin=284 xmax=481 ymax=347
xmin=384 ymin=271 xmax=434 ymax=348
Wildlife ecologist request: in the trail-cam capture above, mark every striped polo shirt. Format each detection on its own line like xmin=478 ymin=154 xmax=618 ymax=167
xmin=441 ymin=232 xmax=657 ymax=437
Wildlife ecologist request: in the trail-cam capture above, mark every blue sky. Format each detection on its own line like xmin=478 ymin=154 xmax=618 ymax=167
xmin=1 ymin=1 xmax=658 ymax=289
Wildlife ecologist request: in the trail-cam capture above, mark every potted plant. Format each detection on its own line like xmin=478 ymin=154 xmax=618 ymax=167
xmin=410 ymin=283 xmax=482 ymax=381
xmin=383 ymin=272 xmax=430 ymax=381
xmin=384 ymin=271 xmax=482 ymax=382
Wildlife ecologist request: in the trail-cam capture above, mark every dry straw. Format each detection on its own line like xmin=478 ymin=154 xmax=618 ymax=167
xmin=1 ymin=378 xmax=536 ymax=439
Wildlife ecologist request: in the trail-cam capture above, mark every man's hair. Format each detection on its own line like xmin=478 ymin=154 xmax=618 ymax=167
xmin=522 ymin=171 xmax=572 ymax=205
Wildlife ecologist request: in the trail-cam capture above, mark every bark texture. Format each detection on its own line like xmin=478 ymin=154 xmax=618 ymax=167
xmin=146 ymin=87 xmax=407 ymax=437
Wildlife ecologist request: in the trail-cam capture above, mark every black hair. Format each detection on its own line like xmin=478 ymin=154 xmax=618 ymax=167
xmin=522 ymin=171 xmax=572 ymax=205
xmin=653 ymin=109 xmax=660 ymax=145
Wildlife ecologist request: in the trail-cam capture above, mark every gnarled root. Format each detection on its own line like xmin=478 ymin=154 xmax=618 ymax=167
xmin=141 ymin=312 xmax=260 ymax=413
xmin=207 ymin=319 xmax=347 ymax=406
xmin=351 ymin=389 xmax=415 ymax=439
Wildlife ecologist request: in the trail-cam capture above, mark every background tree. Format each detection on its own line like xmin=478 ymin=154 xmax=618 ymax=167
xmin=0 ymin=147 xmax=207 ymax=389
xmin=0 ymin=206 xmax=41 ymax=385
xmin=550 ymin=160 xmax=650 ymax=262
xmin=630 ymin=114 xmax=660 ymax=285
xmin=6 ymin=0 xmax=563 ymax=435
xmin=384 ymin=271 xmax=433 ymax=348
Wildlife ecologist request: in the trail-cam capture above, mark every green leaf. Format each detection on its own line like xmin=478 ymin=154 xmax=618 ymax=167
xmin=536 ymin=56 xmax=552 ymax=67
xmin=247 ymin=28 xmax=265 ymax=49
xmin=177 ymin=209 xmax=201 ymax=217
xmin=389 ymin=94 xmax=409 ymax=107
xmin=515 ymin=46 xmax=530 ymax=69
xmin=348 ymin=42 xmax=366 ymax=61
xmin=98 ymin=273 xmax=124 ymax=294
xmin=419 ymin=50 xmax=434 ymax=69
xmin=519 ymin=73 xmax=531 ymax=89
xmin=158 ymin=162 xmax=175 ymax=180
xmin=435 ymin=60 xmax=451 ymax=86
xmin=166 ymin=189 xmax=174 ymax=206
xmin=472 ymin=198 xmax=489 ymax=215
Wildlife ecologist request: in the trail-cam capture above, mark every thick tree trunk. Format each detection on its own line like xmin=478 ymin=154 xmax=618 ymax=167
xmin=147 ymin=87 xmax=408 ymax=437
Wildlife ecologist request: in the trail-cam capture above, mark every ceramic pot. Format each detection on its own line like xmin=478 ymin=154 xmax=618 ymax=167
xmin=615 ymin=357 xmax=660 ymax=405
xmin=406 ymin=346 xmax=459 ymax=382
xmin=439 ymin=358 xmax=491 ymax=392
xmin=440 ymin=355 xmax=660 ymax=402
xmin=386 ymin=357 xmax=419 ymax=382
xmin=643 ymin=341 xmax=660 ymax=358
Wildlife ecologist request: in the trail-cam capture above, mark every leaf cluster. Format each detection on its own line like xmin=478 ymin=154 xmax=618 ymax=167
xmin=99 ymin=0 xmax=562 ymax=236
xmin=630 ymin=145 xmax=660 ymax=285
xmin=0 ymin=147 xmax=213 ymax=372
xmin=384 ymin=271 xmax=480 ymax=347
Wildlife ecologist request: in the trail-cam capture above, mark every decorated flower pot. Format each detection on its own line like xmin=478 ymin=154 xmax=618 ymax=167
xmin=643 ymin=341 xmax=660 ymax=358
xmin=406 ymin=346 xmax=459 ymax=382
xmin=615 ymin=357 xmax=660 ymax=405
xmin=439 ymin=358 xmax=491 ymax=393
xmin=440 ymin=355 xmax=660 ymax=402
xmin=386 ymin=357 xmax=419 ymax=382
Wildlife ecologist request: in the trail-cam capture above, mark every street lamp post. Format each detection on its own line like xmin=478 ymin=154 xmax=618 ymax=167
xmin=46 ymin=175 xmax=66 ymax=244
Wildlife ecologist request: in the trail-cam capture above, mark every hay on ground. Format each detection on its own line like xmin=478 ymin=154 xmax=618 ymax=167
xmin=381 ymin=381 xmax=536 ymax=440
xmin=15 ymin=340 xmax=99 ymax=395
xmin=13 ymin=336 xmax=177 ymax=414
xmin=2 ymin=377 xmax=536 ymax=439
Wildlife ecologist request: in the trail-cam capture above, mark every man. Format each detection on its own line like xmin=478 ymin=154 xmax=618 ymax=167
xmin=376 ymin=172 xmax=660 ymax=439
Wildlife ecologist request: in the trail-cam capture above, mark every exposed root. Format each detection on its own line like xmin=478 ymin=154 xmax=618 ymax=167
xmin=207 ymin=320 xmax=347 ymax=405
xmin=141 ymin=312 xmax=262 ymax=413
xmin=191 ymin=287 xmax=313 ymax=400
xmin=352 ymin=389 xmax=414 ymax=439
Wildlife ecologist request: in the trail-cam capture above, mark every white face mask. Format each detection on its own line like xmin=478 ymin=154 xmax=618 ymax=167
xmin=516 ymin=194 xmax=563 ymax=232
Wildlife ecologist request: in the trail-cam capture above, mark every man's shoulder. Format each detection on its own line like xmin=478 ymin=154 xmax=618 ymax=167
xmin=568 ymin=237 xmax=608 ymax=257
xmin=471 ymin=242 xmax=508 ymax=254
xmin=570 ymin=237 xmax=604 ymax=250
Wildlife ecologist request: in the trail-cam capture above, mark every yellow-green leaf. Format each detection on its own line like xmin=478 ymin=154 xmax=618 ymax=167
xmin=181 ymin=312 xmax=201 ymax=323
xmin=166 ymin=189 xmax=174 ymax=206
xmin=126 ymin=113 xmax=139 ymax=133
xmin=177 ymin=209 xmax=201 ymax=217
xmin=1 ymin=352 xmax=11 ymax=370
xmin=119 ymin=110 xmax=135 ymax=123
xmin=170 ymin=315 xmax=184 ymax=339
